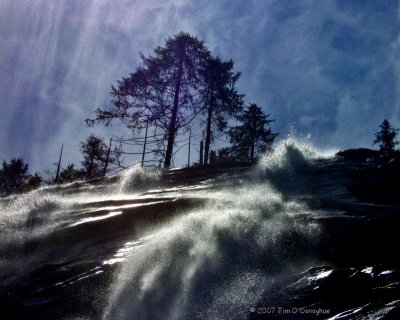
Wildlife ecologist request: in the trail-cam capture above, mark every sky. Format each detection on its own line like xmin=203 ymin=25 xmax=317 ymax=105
xmin=1 ymin=0 xmax=400 ymax=173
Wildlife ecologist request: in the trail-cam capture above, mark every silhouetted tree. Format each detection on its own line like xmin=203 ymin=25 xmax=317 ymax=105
xmin=0 ymin=158 xmax=29 ymax=196
xmin=81 ymin=135 xmax=108 ymax=179
xmin=200 ymin=56 xmax=243 ymax=165
xmin=88 ymin=32 xmax=210 ymax=168
xmin=229 ymin=104 xmax=278 ymax=162
xmin=80 ymin=135 xmax=122 ymax=178
xmin=374 ymin=119 xmax=399 ymax=153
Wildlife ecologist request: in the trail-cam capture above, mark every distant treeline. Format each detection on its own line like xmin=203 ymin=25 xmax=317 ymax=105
xmin=0 ymin=135 xmax=120 ymax=196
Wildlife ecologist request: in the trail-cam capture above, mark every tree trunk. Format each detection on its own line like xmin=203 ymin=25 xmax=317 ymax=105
xmin=164 ymin=54 xmax=184 ymax=168
xmin=200 ymin=140 xmax=204 ymax=166
xmin=204 ymin=97 xmax=213 ymax=165
xmin=88 ymin=156 xmax=94 ymax=179
xmin=55 ymin=143 xmax=63 ymax=183
xmin=141 ymin=121 xmax=149 ymax=167
xmin=187 ymin=127 xmax=191 ymax=167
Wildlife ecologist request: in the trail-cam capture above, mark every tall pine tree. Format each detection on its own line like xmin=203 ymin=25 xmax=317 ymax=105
xmin=201 ymin=56 xmax=243 ymax=165
xmin=88 ymin=32 xmax=210 ymax=168
xmin=229 ymin=104 xmax=278 ymax=162
xmin=81 ymin=135 xmax=108 ymax=179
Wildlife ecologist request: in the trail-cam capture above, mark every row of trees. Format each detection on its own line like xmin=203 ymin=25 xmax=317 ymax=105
xmin=87 ymin=32 xmax=278 ymax=168
xmin=53 ymin=134 xmax=123 ymax=183
xmin=2 ymin=117 xmax=397 ymax=197
xmin=0 ymin=135 xmax=122 ymax=196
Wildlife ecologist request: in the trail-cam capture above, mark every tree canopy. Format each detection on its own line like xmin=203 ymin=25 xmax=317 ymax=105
xmin=0 ymin=158 xmax=43 ymax=196
xmin=81 ymin=135 xmax=109 ymax=179
xmin=201 ymin=56 xmax=243 ymax=165
xmin=0 ymin=158 xmax=29 ymax=195
xmin=228 ymin=104 xmax=278 ymax=162
xmin=88 ymin=32 xmax=211 ymax=168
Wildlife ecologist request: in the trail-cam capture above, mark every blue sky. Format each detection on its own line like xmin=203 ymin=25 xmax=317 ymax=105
xmin=1 ymin=0 xmax=399 ymax=173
